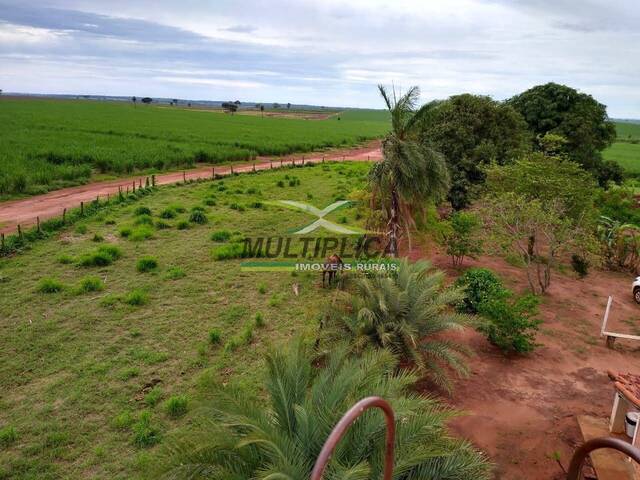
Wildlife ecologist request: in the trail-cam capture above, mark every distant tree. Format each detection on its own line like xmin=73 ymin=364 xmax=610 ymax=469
xmin=221 ymin=101 xmax=238 ymax=114
xmin=273 ymin=102 xmax=280 ymax=109
xmin=0 ymin=89 xmax=3 ymax=96
xmin=131 ymin=96 xmax=136 ymax=107
xmin=419 ymin=94 xmax=531 ymax=209
xmin=141 ymin=97 xmax=152 ymax=104
xmin=187 ymin=102 xmax=191 ymax=107
xmin=173 ymin=99 xmax=178 ymax=105
xmin=287 ymin=102 xmax=291 ymax=109
xmin=507 ymin=82 xmax=619 ymax=187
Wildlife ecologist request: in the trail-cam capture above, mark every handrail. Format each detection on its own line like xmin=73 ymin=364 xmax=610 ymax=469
xmin=566 ymin=437 xmax=640 ymax=480
xmin=310 ymin=396 xmax=395 ymax=480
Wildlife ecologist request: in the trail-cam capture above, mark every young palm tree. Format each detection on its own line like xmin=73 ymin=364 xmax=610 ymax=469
xmin=323 ymin=258 xmax=471 ymax=391
xmin=371 ymin=85 xmax=450 ymax=256
xmin=153 ymin=340 xmax=490 ymax=480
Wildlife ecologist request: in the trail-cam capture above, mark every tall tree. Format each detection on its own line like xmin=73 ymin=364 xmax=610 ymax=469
xmin=507 ymin=82 xmax=620 ymax=186
xmin=419 ymin=94 xmax=531 ymax=209
xmin=371 ymin=85 xmax=449 ymax=256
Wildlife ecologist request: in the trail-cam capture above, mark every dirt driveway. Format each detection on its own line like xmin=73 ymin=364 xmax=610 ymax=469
xmin=0 ymin=143 xmax=381 ymax=235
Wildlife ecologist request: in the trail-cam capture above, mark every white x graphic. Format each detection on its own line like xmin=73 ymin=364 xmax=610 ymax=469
xmin=273 ymin=200 xmax=364 ymax=234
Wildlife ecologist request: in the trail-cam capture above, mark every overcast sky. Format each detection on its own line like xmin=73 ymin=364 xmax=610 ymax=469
xmin=1 ymin=1 xmax=638 ymax=117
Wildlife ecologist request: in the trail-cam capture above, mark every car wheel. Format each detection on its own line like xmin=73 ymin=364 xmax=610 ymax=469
xmin=634 ymin=288 xmax=640 ymax=304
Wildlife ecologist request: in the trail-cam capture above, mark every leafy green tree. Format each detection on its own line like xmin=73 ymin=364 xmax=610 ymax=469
xmin=507 ymin=82 xmax=620 ymax=186
xmin=323 ymin=259 xmax=471 ymax=391
xmin=443 ymin=211 xmax=483 ymax=266
xmin=419 ymin=94 xmax=530 ymax=209
xmin=370 ymin=85 xmax=450 ymax=256
xmin=153 ymin=340 xmax=491 ymax=479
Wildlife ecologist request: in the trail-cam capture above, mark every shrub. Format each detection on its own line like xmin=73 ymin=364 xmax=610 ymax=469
xmin=57 ymin=254 xmax=74 ymax=264
xmin=0 ymin=426 xmax=17 ymax=447
xmin=135 ymin=206 xmax=152 ymax=216
xmin=134 ymin=214 xmax=154 ymax=226
xmin=77 ymin=276 xmax=104 ymax=293
xmin=137 ymin=256 xmax=158 ymax=273
xmin=37 ymin=277 xmax=65 ymax=293
xmin=454 ymin=268 xmax=506 ymax=314
xmin=144 ymin=387 xmax=163 ymax=407
xmin=164 ymin=266 xmax=185 ymax=280
xmin=212 ymin=242 xmax=245 ymax=260
xmin=164 ymin=395 xmax=188 ymax=418
xmin=132 ymin=411 xmax=160 ymax=448
xmin=443 ymin=211 xmax=483 ymax=266
xmin=208 ymin=328 xmax=221 ymax=344
xmin=478 ymin=293 xmax=542 ymax=354
xmin=571 ymin=254 xmax=589 ymax=278
xmin=125 ymin=289 xmax=148 ymax=306
xmin=176 ymin=220 xmax=189 ymax=230
xmin=210 ymin=229 xmax=232 ymax=242
xmin=129 ymin=226 xmax=154 ymax=241
xmin=159 ymin=208 xmax=177 ymax=219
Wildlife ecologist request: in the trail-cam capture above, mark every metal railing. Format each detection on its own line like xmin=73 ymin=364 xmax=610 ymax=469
xmin=311 ymin=397 xmax=640 ymax=480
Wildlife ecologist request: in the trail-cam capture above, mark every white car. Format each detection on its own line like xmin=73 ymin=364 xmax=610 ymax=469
xmin=634 ymin=277 xmax=640 ymax=304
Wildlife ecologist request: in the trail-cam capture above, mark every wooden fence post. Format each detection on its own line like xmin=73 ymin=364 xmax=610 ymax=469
xmin=139 ymin=178 xmax=142 ymax=188
xmin=145 ymin=177 xmax=150 ymax=188
xmin=302 ymin=156 xmax=305 ymax=165
xmin=132 ymin=181 xmax=136 ymax=193
xmin=151 ymin=174 xmax=156 ymax=187
xmin=231 ymin=165 xmax=234 ymax=175
xmin=322 ymin=156 xmax=325 ymax=163
xmin=63 ymin=208 xmax=67 ymax=223
xmin=17 ymin=224 xmax=22 ymax=239
xmin=1 ymin=233 xmax=4 ymax=250
xmin=253 ymin=162 xmax=256 ymax=172
xmin=80 ymin=201 xmax=84 ymax=216
xmin=212 ymin=167 xmax=215 ymax=179
xmin=183 ymin=171 xmax=186 ymax=182
xmin=270 ymin=161 xmax=273 ymax=169
xmin=37 ymin=216 xmax=40 ymax=233
xmin=280 ymin=159 xmax=283 ymax=167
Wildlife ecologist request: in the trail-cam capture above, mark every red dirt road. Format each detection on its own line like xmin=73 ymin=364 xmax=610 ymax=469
xmin=410 ymin=242 xmax=640 ymax=479
xmin=0 ymin=143 xmax=381 ymax=235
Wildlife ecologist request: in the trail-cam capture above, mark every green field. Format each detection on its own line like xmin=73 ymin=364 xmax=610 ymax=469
xmin=0 ymin=162 xmax=372 ymax=479
xmin=0 ymin=99 xmax=388 ymax=197
xmin=604 ymin=121 xmax=640 ymax=173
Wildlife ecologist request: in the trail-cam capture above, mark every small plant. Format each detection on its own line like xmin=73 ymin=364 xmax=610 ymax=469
xmin=204 ymin=198 xmax=216 ymax=206
xmin=164 ymin=395 xmax=188 ymax=418
xmin=136 ymin=256 xmax=158 ymax=273
xmin=229 ymin=202 xmax=245 ymax=212
xmin=0 ymin=426 xmax=17 ymax=447
xmin=92 ymin=233 xmax=104 ymax=242
xmin=77 ymin=276 xmax=104 ymax=293
xmin=454 ymin=268 xmax=506 ymax=314
xmin=99 ymin=294 xmax=121 ymax=308
xmin=164 ymin=266 xmax=185 ymax=280
xmin=276 ymin=180 xmax=285 ymax=188
xmin=268 ymin=293 xmax=282 ymax=307
xmin=132 ymin=410 xmax=160 ymax=448
xmin=208 ymin=328 xmax=221 ymax=344
xmin=75 ymin=224 xmax=88 ymax=235
xmin=78 ymin=244 xmax=122 ymax=267
xmin=112 ymin=410 xmax=134 ymax=430
xmin=155 ymin=220 xmax=171 ymax=229
xmin=134 ymin=214 xmax=154 ymax=226
xmin=118 ymin=367 xmax=140 ymax=380
xmin=118 ymin=226 xmax=132 ymax=238
xmin=478 ymin=292 xmax=542 ymax=354
xmin=258 ymin=282 xmax=267 ymax=294
xmin=135 ymin=206 xmax=152 ymax=216
xmin=254 ymin=312 xmax=264 ymax=327
xmin=443 ymin=211 xmax=483 ymax=266
xmin=223 ymin=337 xmax=240 ymax=353
xmin=169 ymin=204 xmax=186 ymax=214
xmin=37 ymin=277 xmax=65 ymax=293
xmin=210 ymin=229 xmax=232 ymax=242
xmin=159 ymin=208 xmax=177 ymax=219
xmin=339 ymin=216 xmax=347 ymax=224
xmin=571 ymin=254 xmax=589 ymax=278
xmin=249 ymin=201 xmax=263 ymax=209
xmin=144 ymin=387 xmax=163 ymax=407
xmin=57 ymin=254 xmax=74 ymax=264
xmin=129 ymin=226 xmax=154 ymax=241
xmin=176 ymin=220 xmax=189 ymax=230
xmin=125 ymin=289 xmax=148 ymax=306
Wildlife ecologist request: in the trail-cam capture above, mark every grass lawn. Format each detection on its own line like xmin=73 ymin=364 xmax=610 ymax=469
xmin=0 ymin=161 xmax=370 ymax=479
xmin=603 ymin=141 xmax=640 ymax=173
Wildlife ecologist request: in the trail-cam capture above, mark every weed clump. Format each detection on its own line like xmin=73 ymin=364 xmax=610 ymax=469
xmin=134 ymin=206 xmax=152 ymax=216
xmin=210 ymin=229 xmax=232 ymax=242
xmin=164 ymin=266 xmax=185 ymax=280
xmin=132 ymin=411 xmax=160 ymax=448
xmin=78 ymin=244 xmax=122 ymax=267
xmin=125 ymin=289 xmax=148 ymax=306
xmin=164 ymin=395 xmax=188 ymax=418
xmin=77 ymin=276 xmax=104 ymax=293
xmin=189 ymin=210 xmax=208 ymax=224
xmin=129 ymin=226 xmax=154 ymax=241
xmin=208 ymin=328 xmax=221 ymax=344
xmin=159 ymin=208 xmax=177 ymax=219
xmin=37 ymin=277 xmax=65 ymax=293
xmin=136 ymin=256 xmax=158 ymax=273
xmin=0 ymin=426 xmax=17 ymax=447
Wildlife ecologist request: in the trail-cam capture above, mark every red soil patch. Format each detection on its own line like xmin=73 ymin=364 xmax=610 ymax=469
xmin=0 ymin=142 xmax=381 ymax=235
xmin=411 ymin=242 xmax=640 ymax=479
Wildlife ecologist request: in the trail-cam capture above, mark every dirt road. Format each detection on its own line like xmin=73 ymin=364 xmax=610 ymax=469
xmin=0 ymin=143 xmax=381 ymax=235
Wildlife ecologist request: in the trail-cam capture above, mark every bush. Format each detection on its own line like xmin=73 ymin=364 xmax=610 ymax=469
xmin=571 ymin=254 xmax=589 ymax=278
xmin=159 ymin=208 xmax=177 ymax=219
xmin=125 ymin=289 xmax=148 ymax=306
xmin=135 ymin=206 xmax=152 ymax=216
xmin=209 ymin=328 xmax=221 ymax=344
xmin=478 ymin=293 xmax=542 ymax=354
xmin=164 ymin=266 xmax=185 ymax=280
xmin=77 ymin=276 xmax=104 ymax=293
xmin=455 ymin=268 xmax=506 ymax=314
xmin=0 ymin=426 xmax=17 ymax=447
xmin=129 ymin=226 xmax=154 ymax=241
xmin=132 ymin=411 xmax=160 ymax=448
xmin=176 ymin=220 xmax=189 ymax=230
xmin=164 ymin=395 xmax=188 ymax=418
xmin=443 ymin=211 xmax=483 ymax=266
xmin=37 ymin=277 xmax=65 ymax=293
xmin=210 ymin=229 xmax=232 ymax=242
xmin=137 ymin=256 xmax=158 ymax=273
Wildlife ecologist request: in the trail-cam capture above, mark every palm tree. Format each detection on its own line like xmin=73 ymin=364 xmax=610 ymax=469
xmin=322 ymin=259 xmax=471 ymax=392
xmin=153 ymin=340 xmax=490 ymax=480
xmin=371 ymin=85 xmax=450 ymax=256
